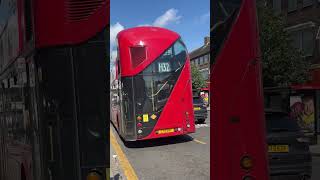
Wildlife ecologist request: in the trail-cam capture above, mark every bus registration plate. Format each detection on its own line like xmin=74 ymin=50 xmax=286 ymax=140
xmin=268 ymin=145 xmax=289 ymax=153
xmin=157 ymin=128 xmax=174 ymax=134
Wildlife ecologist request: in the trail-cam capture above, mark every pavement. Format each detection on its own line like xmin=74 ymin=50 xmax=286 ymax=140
xmin=309 ymin=136 xmax=320 ymax=180
xmin=110 ymin=112 xmax=210 ymax=180
xmin=110 ymin=145 xmax=126 ymax=180
xmin=311 ymin=154 xmax=320 ymax=180
xmin=310 ymin=135 xmax=320 ymax=157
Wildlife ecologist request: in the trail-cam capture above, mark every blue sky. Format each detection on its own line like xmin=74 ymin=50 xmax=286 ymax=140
xmin=110 ymin=0 xmax=210 ymax=62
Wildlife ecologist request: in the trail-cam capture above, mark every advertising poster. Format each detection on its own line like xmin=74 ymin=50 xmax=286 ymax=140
xmin=290 ymin=95 xmax=315 ymax=134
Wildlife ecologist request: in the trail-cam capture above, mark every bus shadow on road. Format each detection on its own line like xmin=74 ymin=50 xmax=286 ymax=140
xmin=123 ymin=135 xmax=193 ymax=148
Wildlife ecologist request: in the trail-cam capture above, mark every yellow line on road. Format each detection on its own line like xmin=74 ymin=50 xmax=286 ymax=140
xmin=193 ymin=139 xmax=206 ymax=145
xmin=110 ymin=130 xmax=139 ymax=180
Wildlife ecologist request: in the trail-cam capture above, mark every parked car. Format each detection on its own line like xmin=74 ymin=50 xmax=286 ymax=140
xmin=193 ymin=96 xmax=207 ymax=123
xmin=265 ymin=110 xmax=312 ymax=180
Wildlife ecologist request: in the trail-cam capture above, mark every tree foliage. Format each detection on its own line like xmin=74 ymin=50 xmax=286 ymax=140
xmin=191 ymin=64 xmax=207 ymax=90
xmin=258 ymin=4 xmax=311 ymax=87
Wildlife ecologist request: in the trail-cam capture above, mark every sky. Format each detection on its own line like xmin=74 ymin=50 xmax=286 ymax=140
xmin=110 ymin=0 xmax=210 ymax=65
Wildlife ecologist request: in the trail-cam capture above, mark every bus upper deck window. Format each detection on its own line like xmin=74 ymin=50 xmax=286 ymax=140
xmin=130 ymin=46 xmax=146 ymax=68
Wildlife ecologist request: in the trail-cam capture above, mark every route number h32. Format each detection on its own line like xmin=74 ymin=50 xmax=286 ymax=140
xmin=158 ymin=63 xmax=170 ymax=73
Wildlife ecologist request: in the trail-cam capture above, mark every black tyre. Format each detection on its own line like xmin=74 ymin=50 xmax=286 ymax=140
xmin=197 ymin=119 xmax=206 ymax=124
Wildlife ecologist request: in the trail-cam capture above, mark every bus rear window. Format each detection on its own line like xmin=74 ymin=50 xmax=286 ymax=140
xmin=130 ymin=46 xmax=146 ymax=68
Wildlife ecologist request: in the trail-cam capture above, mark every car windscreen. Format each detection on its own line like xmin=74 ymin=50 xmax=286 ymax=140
xmin=193 ymin=97 xmax=203 ymax=104
xmin=266 ymin=113 xmax=300 ymax=132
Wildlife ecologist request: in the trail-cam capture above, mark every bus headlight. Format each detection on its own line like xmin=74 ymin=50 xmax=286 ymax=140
xmin=240 ymin=155 xmax=253 ymax=171
xmin=87 ymin=171 xmax=102 ymax=180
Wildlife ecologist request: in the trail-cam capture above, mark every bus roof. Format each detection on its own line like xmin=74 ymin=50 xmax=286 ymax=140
xmin=117 ymin=26 xmax=180 ymax=76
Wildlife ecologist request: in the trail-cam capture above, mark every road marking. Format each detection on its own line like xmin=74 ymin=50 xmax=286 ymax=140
xmin=195 ymin=124 xmax=209 ymax=128
xmin=106 ymin=168 xmax=110 ymax=180
xmin=110 ymin=130 xmax=139 ymax=180
xmin=193 ymin=139 xmax=206 ymax=145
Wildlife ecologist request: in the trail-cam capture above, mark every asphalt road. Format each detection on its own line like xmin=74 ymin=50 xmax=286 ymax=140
xmin=110 ymin=111 xmax=320 ymax=180
xmin=110 ymin=111 xmax=210 ymax=180
xmin=269 ymin=155 xmax=320 ymax=180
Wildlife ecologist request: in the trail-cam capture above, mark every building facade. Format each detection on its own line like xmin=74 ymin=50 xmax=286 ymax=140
xmin=270 ymin=0 xmax=320 ymax=80
xmin=189 ymin=36 xmax=210 ymax=81
xmin=267 ymin=0 xmax=320 ymax=138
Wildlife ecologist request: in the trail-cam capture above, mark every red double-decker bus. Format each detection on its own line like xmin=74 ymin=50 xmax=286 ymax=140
xmin=212 ymin=0 xmax=269 ymax=179
xmin=0 ymin=0 xmax=108 ymax=180
xmin=111 ymin=27 xmax=195 ymax=141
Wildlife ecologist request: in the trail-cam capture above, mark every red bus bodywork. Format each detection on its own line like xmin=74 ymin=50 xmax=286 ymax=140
xmin=111 ymin=27 xmax=195 ymax=141
xmin=211 ymin=0 xmax=269 ymax=179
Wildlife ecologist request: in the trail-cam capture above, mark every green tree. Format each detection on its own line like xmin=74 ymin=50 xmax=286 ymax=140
xmin=191 ymin=64 xmax=206 ymax=90
xmin=258 ymin=4 xmax=311 ymax=87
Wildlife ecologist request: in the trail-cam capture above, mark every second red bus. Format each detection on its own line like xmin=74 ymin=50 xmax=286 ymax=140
xmin=111 ymin=27 xmax=195 ymax=141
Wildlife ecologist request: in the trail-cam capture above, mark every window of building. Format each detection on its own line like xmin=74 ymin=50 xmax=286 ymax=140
xmin=200 ymin=69 xmax=209 ymax=80
xmin=205 ymin=54 xmax=209 ymax=63
xmin=290 ymin=29 xmax=315 ymax=57
xmin=303 ymin=29 xmax=314 ymax=56
xmin=302 ymin=0 xmax=313 ymax=8
xmin=273 ymin=0 xmax=282 ymax=14
xmin=288 ymin=0 xmax=298 ymax=12
xmin=291 ymin=31 xmax=300 ymax=49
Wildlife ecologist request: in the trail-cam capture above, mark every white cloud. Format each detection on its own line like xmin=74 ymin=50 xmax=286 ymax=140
xmin=137 ymin=24 xmax=152 ymax=27
xmin=110 ymin=50 xmax=118 ymax=64
xmin=110 ymin=23 xmax=124 ymax=71
xmin=153 ymin=8 xmax=182 ymax=27
xmin=195 ymin=12 xmax=210 ymax=24
xmin=110 ymin=22 xmax=124 ymax=50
